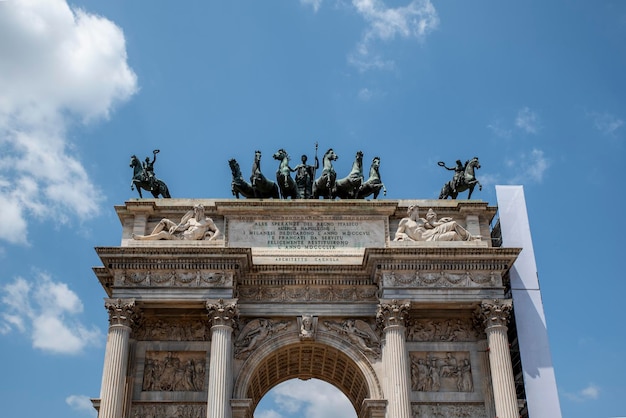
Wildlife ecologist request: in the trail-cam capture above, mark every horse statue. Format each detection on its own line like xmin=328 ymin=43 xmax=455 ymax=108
xmin=272 ymin=148 xmax=297 ymax=199
xmin=129 ymin=155 xmax=171 ymax=198
xmin=438 ymin=157 xmax=482 ymax=199
xmin=357 ymin=156 xmax=386 ymax=199
xmin=334 ymin=150 xmax=364 ymax=199
xmin=229 ymin=158 xmax=255 ymax=198
xmin=250 ymin=150 xmax=279 ymax=199
xmin=312 ymin=148 xmax=338 ymax=199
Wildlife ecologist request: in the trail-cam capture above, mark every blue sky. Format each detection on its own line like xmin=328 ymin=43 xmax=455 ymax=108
xmin=0 ymin=1 xmax=625 ymax=417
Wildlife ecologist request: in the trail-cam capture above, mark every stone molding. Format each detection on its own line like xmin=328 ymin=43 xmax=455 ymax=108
xmin=114 ymin=270 xmax=233 ymax=288
xmin=237 ymin=284 xmax=378 ymax=302
xmin=383 ymin=271 xmax=500 ymax=288
xmin=411 ymin=403 xmax=486 ymax=417
xmin=129 ymin=403 xmax=206 ymax=418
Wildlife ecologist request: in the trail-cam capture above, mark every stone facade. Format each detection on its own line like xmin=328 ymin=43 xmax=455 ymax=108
xmin=93 ymin=199 xmax=521 ymax=418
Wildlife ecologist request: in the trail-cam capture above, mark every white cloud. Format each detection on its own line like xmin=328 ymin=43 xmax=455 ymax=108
xmin=0 ymin=272 xmax=103 ymax=354
xmin=487 ymin=121 xmax=512 ymax=139
xmin=66 ymin=394 xmax=97 ymax=417
xmin=301 ymin=0 xmax=323 ymax=13
xmin=256 ymin=379 xmax=356 ymax=418
xmin=564 ymin=383 xmax=600 ymax=402
xmin=506 ymin=148 xmax=549 ymax=184
xmin=348 ymin=0 xmax=439 ymax=71
xmin=589 ymin=111 xmax=624 ymax=136
xmin=515 ymin=107 xmax=539 ymax=134
xmin=358 ymin=88 xmax=373 ymax=101
xmin=0 ymin=0 xmax=137 ymax=245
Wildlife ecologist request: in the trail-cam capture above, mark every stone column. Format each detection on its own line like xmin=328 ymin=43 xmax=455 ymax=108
xmin=99 ymin=298 xmax=138 ymax=418
xmin=376 ymin=300 xmax=411 ymax=418
xmin=477 ymin=339 xmax=496 ymax=418
xmin=206 ymin=299 xmax=239 ymax=418
xmin=476 ymin=300 xmax=518 ymax=418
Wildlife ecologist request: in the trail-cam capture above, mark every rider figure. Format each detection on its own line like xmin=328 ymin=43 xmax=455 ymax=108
xmin=439 ymin=159 xmax=465 ymax=193
xmin=143 ymin=149 xmax=159 ymax=190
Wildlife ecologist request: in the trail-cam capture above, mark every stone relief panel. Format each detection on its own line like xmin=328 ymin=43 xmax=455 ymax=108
xmin=322 ymin=319 xmax=381 ymax=358
xmin=383 ymin=271 xmax=499 ymax=288
xmin=411 ymin=403 xmax=486 ymax=418
xmin=142 ymin=351 xmax=206 ymax=392
xmin=237 ymin=285 xmax=378 ymax=302
xmin=135 ymin=317 xmax=210 ymax=341
xmin=114 ymin=270 xmax=233 ymax=288
xmin=234 ymin=318 xmax=292 ymax=359
xmin=410 ymin=352 xmax=473 ymax=393
xmin=407 ymin=318 xmax=478 ymax=342
xmin=130 ymin=403 xmax=206 ymax=418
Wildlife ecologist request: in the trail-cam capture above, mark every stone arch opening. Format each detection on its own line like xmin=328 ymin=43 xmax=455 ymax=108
xmin=234 ymin=339 xmax=382 ymax=415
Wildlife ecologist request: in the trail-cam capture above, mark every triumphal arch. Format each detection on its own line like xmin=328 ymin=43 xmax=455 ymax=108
xmin=92 ymin=197 xmax=528 ymax=418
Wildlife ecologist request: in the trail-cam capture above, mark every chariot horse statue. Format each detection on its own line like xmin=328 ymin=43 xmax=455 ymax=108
xmin=438 ymin=157 xmax=482 ymax=199
xmin=229 ymin=158 xmax=255 ymax=198
xmin=129 ymin=152 xmax=171 ymax=198
xmin=272 ymin=148 xmax=298 ymax=199
xmin=312 ymin=148 xmax=338 ymax=199
xmin=334 ymin=150 xmax=364 ymax=199
xmin=250 ymin=150 xmax=280 ymax=199
xmin=357 ymin=156 xmax=386 ymax=199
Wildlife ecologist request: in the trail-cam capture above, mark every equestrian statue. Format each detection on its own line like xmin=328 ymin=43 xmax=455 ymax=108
xmin=438 ymin=157 xmax=482 ymax=199
xmin=312 ymin=148 xmax=338 ymax=199
xmin=130 ymin=150 xmax=171 ymax=198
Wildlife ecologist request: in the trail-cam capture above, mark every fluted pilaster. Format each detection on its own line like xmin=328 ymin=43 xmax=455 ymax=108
xmin=99 ymin=298 xmax=138 ymax=418
xmin=377 ymin=299 xmax=411 ymax=418
xmin=206 ymin=299 xmax=239 ymax=418
xmin=476 ymin=299 xmax=517 ymax=418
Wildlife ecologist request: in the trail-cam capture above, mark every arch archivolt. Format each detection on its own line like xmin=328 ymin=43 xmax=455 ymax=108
xmin=232 ymin=327 xmax=384 ymax=413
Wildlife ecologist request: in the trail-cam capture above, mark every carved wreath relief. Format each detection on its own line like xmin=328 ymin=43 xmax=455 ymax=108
xmin=410 ymin=352 xmax=473 ymax=393
xmin=142 ymin=351 xmax=206 ymax=392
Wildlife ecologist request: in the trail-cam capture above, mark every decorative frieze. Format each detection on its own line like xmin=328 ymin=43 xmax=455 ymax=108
xmin=135 ymin=318 xmax=210 ymax=341
xmin=407 ymin=318 xmax=479 ymax=342
xmin=114 ymin=270 xmax=233 ymax=288
xmin=410 ymin=352 xmax=473 ymax=392
xmin=130 ymin=403 xmax=207 ymax=418
xmin=322 ymin=319 xmax=381 ymax=358
xmin=411 ymin=403 xmax=486 ymax=418
xmin=383 ymin=271 xmax=499 ymax=288
xmin=142 ymin=351 xmax=206 ymax=392
xmin=236 ymin=285 xmax=378 ymax=302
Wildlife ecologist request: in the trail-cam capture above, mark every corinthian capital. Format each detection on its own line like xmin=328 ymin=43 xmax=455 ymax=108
xmin=206 ymin=298 xmax=239 ymax=328
xmin=376 ymin=299 xmax=410 ymax=329
xmin=475 ymin=299 xmax=513 ymax=329
xmin=104 ymin=298 xmax=138 ymax=327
